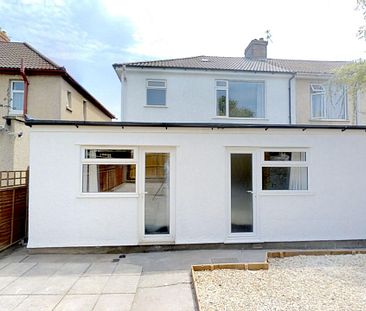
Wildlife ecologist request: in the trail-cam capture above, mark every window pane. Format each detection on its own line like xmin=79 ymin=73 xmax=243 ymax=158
xmin=147 ymin=80 xmax=166 ymax=88
xmin=82 ymin=164 xmax=136 ymax=193
xmin=264 ymin=152 xmax=306 ymax=161
xmin=85 ymin=149 xmax=134 ymax=159
xmin=12 ymin=93 xmax=24 ymax=111
xmin=12 ymin=81 xmax=24 ymax=91
xmin=312 ymin=94 xmax=324 ymax=118
xmin=228 ymin=81 xmax=264 ymax=118
xmin=326 ymin=86 xmax=346 ymax=119
xmin=231 ymin=154 xmax=253 ymax=233
xmin=310 ymin=84 xmax=324 ymax=92
xmin=216 ymin=90 xmax=226 ymax=116
xmin=147 ymin=89 xmax=166 ymax=105
xmin=216 ymin=80 xmax=227 ymax=87
xmin=262 ymin=167 xmax=308 ymax=190
xmin=144 ymin=153 xmax=170 ymax=235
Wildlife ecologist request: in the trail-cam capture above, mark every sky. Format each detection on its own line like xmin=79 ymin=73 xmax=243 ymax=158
xmin=0 ymin=0 xmax=365 ymax=119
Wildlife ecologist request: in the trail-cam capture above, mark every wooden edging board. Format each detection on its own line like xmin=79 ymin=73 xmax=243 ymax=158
xmin=191 ymin=249 xmax=366 ymax=311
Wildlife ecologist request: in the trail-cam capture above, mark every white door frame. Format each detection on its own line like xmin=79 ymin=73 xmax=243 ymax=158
xmin=138 ymin=147 xmax=176 ymax=244
xmin=225 ymin=147 xmax=259 ymax=242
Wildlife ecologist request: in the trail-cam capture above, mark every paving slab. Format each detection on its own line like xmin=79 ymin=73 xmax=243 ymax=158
xmin=0 ymin=295 xmax=27 ymax=311
xmin=53 ymin=294 xmax=99 ymax=311
xmin=84 ymin=262 xmax=117 ymax=275
xmin=139 ymin=271 xmax=191 ymax=288
xmin=14 ymin=295 xmax=62 ymax=311
xmin=94 ymin=294 xmax=134 ymax=311
xmin=132 ymin=283 xmax=196 ymax=311
xmin=22 ymin=263 xmax=64 ymax=277
xmin=33 ymin=275 xmax=80 ymax=295
xmin=0 ymin=263 xmax=36 ymax=277
xmin=69 ymin=275 xmax=110 ymax=294
xmin=103 ymin=275 xmax=140 ymax=294
xmin=2 ymin=276 xmax=50 ymax=295
xmin=53 ymin=262 xmax=91 ymax=276
xmin=0 ymin=276 xmax=19 ymax=291
xmin=114 ymin=263 xmax=142 ymax=275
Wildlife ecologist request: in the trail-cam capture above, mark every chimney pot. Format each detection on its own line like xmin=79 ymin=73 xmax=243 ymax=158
xmin=245 ymin=38 xmax=268 ymax=59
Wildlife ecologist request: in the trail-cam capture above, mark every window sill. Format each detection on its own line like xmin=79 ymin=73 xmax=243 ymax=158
xmin=259 ymin=191 xmax=314 ymax=196
xmin=66 ymin=106 xmax=73 ymax=112
xmin=212 ymin=116 xmax=268 ymax=120
xmin=77 ymin=193 xmax=139 ymax=198
xmin=8 ymin=111 xmax=23 ymax=116
xmin=309 ymin=118 xmax=349 ymax=122
xmin=225 ymin=234 xmax=261 ymax=243
xmin=144 ymin=105 xmax=168 ymax=108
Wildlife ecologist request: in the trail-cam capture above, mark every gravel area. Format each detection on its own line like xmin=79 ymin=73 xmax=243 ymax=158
xmin=194 ymin=254 xmax=366 ymax=311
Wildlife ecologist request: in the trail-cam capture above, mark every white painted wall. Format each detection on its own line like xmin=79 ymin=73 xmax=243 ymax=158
xmin=122 ymin=69 xmax=292 ymax=124
xmin=28 ymin=126 xmax=366 ymax=248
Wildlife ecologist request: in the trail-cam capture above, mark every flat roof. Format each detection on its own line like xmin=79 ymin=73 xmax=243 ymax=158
xmin=24 ymin=118 xmax=366 ymax=131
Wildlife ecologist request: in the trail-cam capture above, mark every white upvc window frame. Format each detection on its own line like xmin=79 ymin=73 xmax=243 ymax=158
xmin=10 ymin=80 xmax=24 ymax=115
xmin=80 ymin=146 xmax=138 ymax=197
xmin=260 ymin=149 xmax=310 ymax=194
xmin=66 ymin=90 xmax=72 ymax=111
xmin=215 ymin=80 xmax=228 ymax=116
xmin=310 ymin=83 xmax=347 ymax=121
xmin=215 ymin=79 xmax=266 ymax=119
xmin=146 ymin=79 xmax=167 ymax=107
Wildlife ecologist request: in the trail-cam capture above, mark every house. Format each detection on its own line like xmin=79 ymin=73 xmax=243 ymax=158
xmin=0 ymin=32 xmax=115 ymax=171
xmin=26 ymin=39 xmax=366 ymax=249
xmin=114 ymin=38 xmax=362 ymax=125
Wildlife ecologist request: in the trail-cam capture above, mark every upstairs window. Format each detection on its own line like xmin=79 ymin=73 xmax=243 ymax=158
xmin=146 ymin=79 xmax=166 ymax=106
xmin=216 ymin=80 xmax=265 ymax=118
xmin=310 ymin=83 xmax=347 ymax=120
xmin=10 ymin=81 xmax=24 ymax=114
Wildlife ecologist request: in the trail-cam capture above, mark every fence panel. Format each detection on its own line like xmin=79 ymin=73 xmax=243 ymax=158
xmin=0 ymin=171 xmax=28 ymax=251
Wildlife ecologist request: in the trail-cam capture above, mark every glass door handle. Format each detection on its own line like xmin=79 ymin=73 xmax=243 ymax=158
xmin=246 ymin=190 xmax=253 ymax=194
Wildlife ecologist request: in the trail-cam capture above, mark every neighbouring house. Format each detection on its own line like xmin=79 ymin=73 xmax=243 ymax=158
xmin=0 ymin=32 xmax=115 ymax=171
xmin=26 ymin=39 xmax=366 ymax=249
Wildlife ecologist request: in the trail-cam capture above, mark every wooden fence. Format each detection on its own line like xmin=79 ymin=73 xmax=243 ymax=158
xmin=0 ymin=170 xmax=28 ymax=251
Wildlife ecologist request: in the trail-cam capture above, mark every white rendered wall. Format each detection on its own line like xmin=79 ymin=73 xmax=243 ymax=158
xmin=28 ymin=126 xmax=366 ymax=247
xmin=122 ymin=69 xmax=292 ymax=124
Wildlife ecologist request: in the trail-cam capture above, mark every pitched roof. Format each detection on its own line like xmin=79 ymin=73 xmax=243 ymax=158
xmin=0 ymin=42 xmax=115 ymax=119
xmin=0 ymin=42 xmax=61 ymax=70
xmin=267 ymin=58 xmax=349 ymax=74
xmin=114 ymin=55 xmax=349 ymax=75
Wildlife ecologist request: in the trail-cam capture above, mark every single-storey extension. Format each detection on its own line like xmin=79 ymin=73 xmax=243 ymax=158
xmin=26 ymin=120 xmax=366 ymax=249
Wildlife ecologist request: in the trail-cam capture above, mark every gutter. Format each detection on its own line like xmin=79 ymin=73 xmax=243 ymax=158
xmin=24 ymin=117 xmax=366 ymax=131
xmin=288 ymin=73 xmax=296 ymax=124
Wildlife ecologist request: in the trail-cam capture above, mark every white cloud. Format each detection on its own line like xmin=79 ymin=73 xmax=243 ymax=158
xmin=0 ymin=0 xmax=130 ymax=63
xmin=102 ymin=0 xmax=366 ymax=60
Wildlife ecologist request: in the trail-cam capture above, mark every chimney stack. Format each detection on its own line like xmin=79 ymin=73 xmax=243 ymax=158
xmin=0 ymin=30 xmax=10 ymax=42
xmin=245 ymin=38 xmax=268 ymax=59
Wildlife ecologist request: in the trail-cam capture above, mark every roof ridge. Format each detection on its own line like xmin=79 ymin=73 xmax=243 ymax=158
xmin=268 ymin=57 xmax=349 ymax=63
xmin=114 ymin=55 xmax=207 ymax=67
xmin=22 ymin=42 xmax=62 ymax=70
